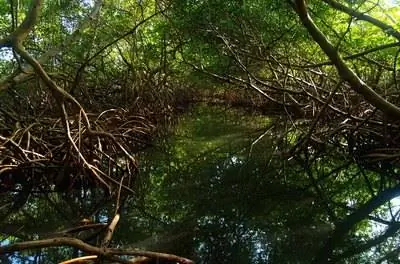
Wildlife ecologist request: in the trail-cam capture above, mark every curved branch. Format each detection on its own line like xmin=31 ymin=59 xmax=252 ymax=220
xmin=0 ymin=0 xmax=103 ymax=91
xmin=322 ymin=0 xmax=400 ymax=41
xmin=334 ymin=222 xmax=400 ymax=262
xmin=4 ymin=1 xmax=123 ymax=193
xmin=14 ymin=44 xmax=83 ymax=107
xmin=303 ymin=41 xmax=400 ymax=69
xmin=313 ymin=185 xmax=400 ymax=263
xmin=0 ymin=0 xmax=42 ymax=47
xmin=0 ymin=237 xmax=194 ymax=264
xmin=292 ymin=0 xmax=400 ymax=119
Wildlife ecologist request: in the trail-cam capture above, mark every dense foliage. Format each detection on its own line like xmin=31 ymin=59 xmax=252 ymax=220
xmin=0 ymin=0 xmax=400 ymax=263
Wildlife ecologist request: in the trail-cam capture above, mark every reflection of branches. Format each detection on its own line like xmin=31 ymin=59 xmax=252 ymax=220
xmin=301 ymin=155 xmax=338 ymax=222
xmin=165 ymin=1 xmax=400 ymax=262
xmin=313 ymin=185 xmax=400 ymax=263
xmin=335 ymin=221 xmax=400 ymax=262
xmin=378 ymin=246 xmax=400 ymax=263
xmin=183 ymin=14 xmax=400 ymax=178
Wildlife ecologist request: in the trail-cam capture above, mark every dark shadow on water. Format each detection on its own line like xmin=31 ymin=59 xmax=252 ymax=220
xmin=2 ymin=104 xmax=400 ymax=263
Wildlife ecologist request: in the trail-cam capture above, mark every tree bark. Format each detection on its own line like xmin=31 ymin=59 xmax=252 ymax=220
xmin=292 ymin=0 xmax=400 ymax=119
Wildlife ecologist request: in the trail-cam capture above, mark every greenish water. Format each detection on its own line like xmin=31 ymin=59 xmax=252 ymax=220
xmin=3 ymin=104 xmax=398 ymax=264
xmin=127 ymin=104 xmax=399 ymax=264
xmin=123 ymin=104 xmax=326 ymax=263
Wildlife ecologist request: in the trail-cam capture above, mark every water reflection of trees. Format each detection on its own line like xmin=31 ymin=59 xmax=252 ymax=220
xmin=123 ymin=106 xmax=400 ymax=264
xmin=2 ymin=98 xmax=400 ymax=263
xmin=2 ymin=105 xmax=400 ymax=263
xmin=1 ymin=0 xmax=400 ymax=263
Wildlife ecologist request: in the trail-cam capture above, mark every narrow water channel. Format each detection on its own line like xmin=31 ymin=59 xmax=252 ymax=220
xmin=115 ymin=103 xmax=384 ymax=263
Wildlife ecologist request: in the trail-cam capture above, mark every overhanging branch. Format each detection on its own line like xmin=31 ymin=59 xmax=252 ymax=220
xmin=292 ymin=0 xmax=400 ymax=119
xmin=322 ymin=0 xmax=400 ymax=41
xmin=0 ymin=237 xmax=194 ymax=264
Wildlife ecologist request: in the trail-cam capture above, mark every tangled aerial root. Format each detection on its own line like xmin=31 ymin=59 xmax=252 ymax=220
xmin=0 ymin=104 xmax=155 ymax=210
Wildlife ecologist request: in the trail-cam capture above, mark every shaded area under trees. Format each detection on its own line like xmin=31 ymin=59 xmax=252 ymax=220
xmin=1 ymin=0 xmax=400 ymax=263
